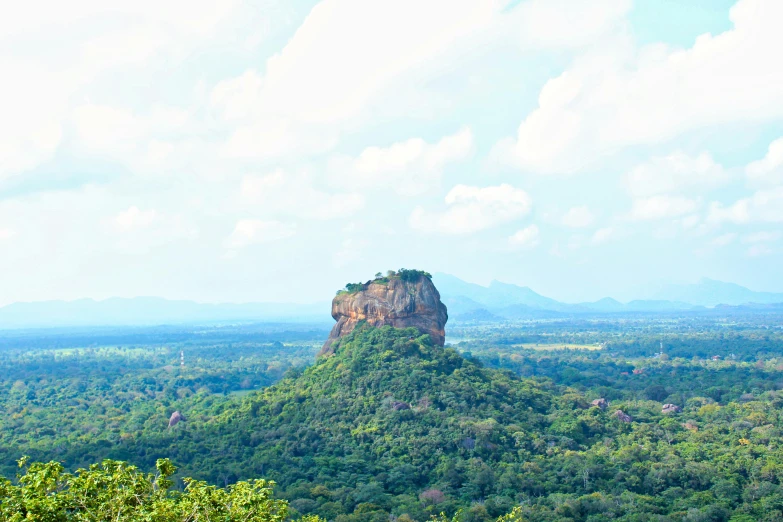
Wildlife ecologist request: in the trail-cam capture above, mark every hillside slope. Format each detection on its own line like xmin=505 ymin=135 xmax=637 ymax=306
xmin=172 ymin=326 xmax=554 ymax=519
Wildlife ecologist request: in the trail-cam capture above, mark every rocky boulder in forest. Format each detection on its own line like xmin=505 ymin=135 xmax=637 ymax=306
xmin=662 ymin=404 xmax=682 ymax=414
xmin=319 ymin=269 xmax=448 ymax=356
xmin=390 ymin=401 xmax=410 ymax=411
xmin=168 ymin=411 xmax=184 ymax=427
xmin=591 ymin=398 xmax=608 ymax=410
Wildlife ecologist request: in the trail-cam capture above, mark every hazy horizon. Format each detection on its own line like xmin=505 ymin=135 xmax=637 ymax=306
xmin=1 ymin=268 xmax=782 ymax=309
xmin=1 ymin=272 xmax=781 ymax=307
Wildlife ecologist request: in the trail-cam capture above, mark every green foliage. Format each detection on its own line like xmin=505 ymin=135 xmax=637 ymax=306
xmin=0 ymin=332 xmax=321 ymax=479
xmin=395 ymin=268 xmax=432 ymax=282
xmin=343 ymin=283 xmax=365 ymax=294
xmin=338 ymin=269 xmax=432 ymax=296
xmin=0 ymin=457 xmax=315 ymax=521
xmin=4 ymin=318 xmax=783 ymax=520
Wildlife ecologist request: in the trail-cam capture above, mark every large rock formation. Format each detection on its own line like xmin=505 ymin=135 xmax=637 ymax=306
xmin=319 ymin=271 xmax=448 ymax=356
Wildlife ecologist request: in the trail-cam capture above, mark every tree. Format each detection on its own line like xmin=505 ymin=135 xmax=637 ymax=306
xmin=0 ymin=457 xmax=323 ymax=522
xmin=644 ymin=384 xmax=669 ymax=402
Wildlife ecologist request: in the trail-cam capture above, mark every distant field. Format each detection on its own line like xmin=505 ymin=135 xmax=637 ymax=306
xmin=226 ymin=389 xmax=255 ymax=397
xmin=512 ymin=342 xmax=601 ymax=351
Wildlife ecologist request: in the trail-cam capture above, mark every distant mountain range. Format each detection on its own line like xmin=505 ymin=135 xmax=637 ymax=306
xmin=652 ymin=278 xmax=783 ymax=307
xmin=432 ymin=273 xmax=783 ymax=321
xmin=1 ymin=274 xmax=781 ymax=329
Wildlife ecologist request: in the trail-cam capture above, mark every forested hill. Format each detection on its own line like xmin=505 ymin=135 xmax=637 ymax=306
xmin=133 ymin=326 xmax=555 ymax=520
xmin=21 ymin=323 xmax=782 ymax=521
xmin=4 ymin=268 xmax=783 ymax=520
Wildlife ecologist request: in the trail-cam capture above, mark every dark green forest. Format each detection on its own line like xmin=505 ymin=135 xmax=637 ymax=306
xmin=2 ymin=317 xmax=783 ymax=521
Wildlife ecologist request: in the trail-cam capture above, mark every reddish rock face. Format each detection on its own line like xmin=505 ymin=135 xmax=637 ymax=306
xmin=168 ymin=411 xmax=184 ymax=427
xmin=319 ymin=275 xmax=448 ymax=356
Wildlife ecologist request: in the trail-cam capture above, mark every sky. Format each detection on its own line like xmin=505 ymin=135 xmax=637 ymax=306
xmin=1 ymin=0 xmax=782 ymax=306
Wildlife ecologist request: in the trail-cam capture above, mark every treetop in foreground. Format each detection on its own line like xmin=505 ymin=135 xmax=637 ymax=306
xmin=0 ymin=457 xmax=322 ymax=522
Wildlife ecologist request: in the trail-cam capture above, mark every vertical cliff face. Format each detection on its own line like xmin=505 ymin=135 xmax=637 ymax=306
xmin=319 ymin=272 xmax=448 ymax=356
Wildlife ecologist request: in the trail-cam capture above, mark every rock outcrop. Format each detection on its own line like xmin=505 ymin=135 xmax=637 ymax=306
xmin=168 ymin=411 xmax=184 ymax=427
xmin=319 ymin=271 xmax=448 ymax=356
xmin=662 ymin=404 xmax=682 ymax=414
xmin=591 ymin=398 xmax=608 ymax=410
xmin=614 ymin=410 xmax=632 ymax=423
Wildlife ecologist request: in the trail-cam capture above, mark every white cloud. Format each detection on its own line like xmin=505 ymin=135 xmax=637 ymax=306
xmin=625 ymin=152 xmax=729 ymax=197
xmin=591 ymin=227 xmax=617 ymax=245
xmin=410 ymin=184 xmax=532 ymax=235
xmin=231 ymin=1 xmax=495 ymax=123
xmin=210 ymin=70 xmax=265 ymax=122
xmin=0 ymin=0 xmax=239 ymax=181
xmin=113 ymin=206 xmax=158 ymax=232
xmin=630 ymin=195 xmax=700 ymax=221
xmin=69 ymin=103 xmax=205 ymax=177
xmin=218 ymin=118 xmax=339 ymax=161
xmin=72 ymin=105 xmax=191 ymax=152
xmin=329 ymin=127 xmax=473 ymax=196
xmin=224 ymin=219 xmax=296 ymax=249
xmin=240 ymin=170 xmax=364 ymax=220
xmin=512 ymin=0 xmax=630 ymax=49
xmin=0 ymin=0 xmax=631 ymax=183
xmin=5 ymin=0 xmax=783 ymax=304
xmin=746 ymin=137 xmax=783 ymax=186
xmin=508 ymin=225 xmax=540 ymax=249
xmin=0 ymin=185 xmax=203 ymax=282
xmin=711 ymin=233 xmax=738 ymax=247
xmin=211 ymin=0 xmax=629 ymax=160
xmin=565 ymin=225 xmax=626 ymax=249
xmin=747 ymin=244 xmax=773 ymax=257
xmin=708 ymin=187 xmax=783 ymax=224
xmin=209 ymin=1 xmax=497 ymax=159
xmin=494 ymin=0 xmax=783 ymax=174
xmin=0 ymin=61 xmax=64 ymax=180
xmin=105 ymin=205 xmax=199 ymax=253
xmin=681 ymin=215 xmax=702 ymax=230
xmin=332 ymin=237 xmax=369 ymax=267
xmin=742 ymin=231 xmax=781 ymax=244
xmin=0 ymin=1 xmax=237 ymax=39
xmin=561 ymin=206 xmax=594 ymax=228
xmin=0 ymin=227 xmax=15 ymax=241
